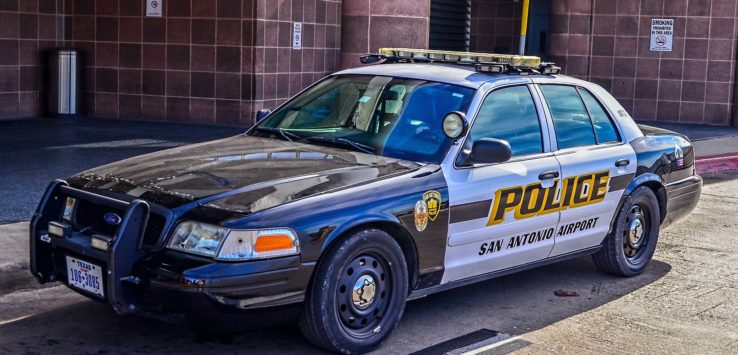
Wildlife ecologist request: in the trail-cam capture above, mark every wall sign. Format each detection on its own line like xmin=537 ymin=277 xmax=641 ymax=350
xmin=293 ymin=22 xmax=303 ymax=49
xmin=650 ymin=18 xmax=673 ymax=52
xmin=146 ymin=0 xmax=163 ymax=17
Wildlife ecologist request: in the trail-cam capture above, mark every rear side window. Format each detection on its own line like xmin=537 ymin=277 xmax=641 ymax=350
xmin=579 ymin=89 xmax=620 ymax=144
xmin=539 ymin=85 xmax=596 ymax=150
xmin=470 ymin=85 xmax=543 ymax=157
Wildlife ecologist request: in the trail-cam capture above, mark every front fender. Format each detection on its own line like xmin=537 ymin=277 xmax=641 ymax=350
xmin=322 ymin=213 xmax=405 ymax=252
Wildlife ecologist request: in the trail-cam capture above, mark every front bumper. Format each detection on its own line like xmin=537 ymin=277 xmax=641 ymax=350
xmin=30 ymin=180 xmax=312 ymax=323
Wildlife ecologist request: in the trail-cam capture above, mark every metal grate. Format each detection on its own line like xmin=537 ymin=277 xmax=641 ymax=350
xmin=142 ymin=213 xmax=166 ymax=246
xmin=429 ymin=0 xmax=472 ymax=52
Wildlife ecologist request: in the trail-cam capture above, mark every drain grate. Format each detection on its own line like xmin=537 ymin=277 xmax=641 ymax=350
xmin=410 ymin=329 xmax=500 ymax=355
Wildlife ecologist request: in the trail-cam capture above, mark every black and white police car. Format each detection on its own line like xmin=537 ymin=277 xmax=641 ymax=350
xmin=30 ymin=48 xmax=702 ymax=354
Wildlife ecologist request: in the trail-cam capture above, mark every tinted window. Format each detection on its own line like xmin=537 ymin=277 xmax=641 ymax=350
xmin=470 ymin=85 xmax=543 ymax=157
xmin=540 ymin=85 xmax=596 ymax=149
xmin=580 ymin=89 xmax=620 ymax=143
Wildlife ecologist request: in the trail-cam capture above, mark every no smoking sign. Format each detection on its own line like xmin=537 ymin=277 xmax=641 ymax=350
xmin=650 ymin=19 xmax=673 ymax=52
xmin=147 ymin=0 xmax=163 ymax=17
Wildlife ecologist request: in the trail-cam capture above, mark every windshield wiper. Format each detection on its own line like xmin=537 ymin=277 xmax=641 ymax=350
xmin=253 ymin=127 xmax=300 ymax=142
xmin=306 ymin=136 xmax=376 ymax=154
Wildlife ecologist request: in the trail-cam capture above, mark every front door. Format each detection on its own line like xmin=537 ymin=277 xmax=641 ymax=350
xmin=442 ymin=83 xmax=561 ymax=283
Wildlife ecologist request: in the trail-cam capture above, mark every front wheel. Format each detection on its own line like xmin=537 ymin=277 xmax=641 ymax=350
xmin=593 ymin=186 xmax=661 ymax=276
xmin=299 ymin=229 xmax=408 ymax=354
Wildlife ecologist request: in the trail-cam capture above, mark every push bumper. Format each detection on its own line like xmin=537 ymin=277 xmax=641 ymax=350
xmin=30 ymin=180 xmax=312 ymax=323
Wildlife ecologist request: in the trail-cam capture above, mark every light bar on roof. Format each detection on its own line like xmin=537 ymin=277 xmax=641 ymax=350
xmin=377 ymin=48 xmax=543 ymax=69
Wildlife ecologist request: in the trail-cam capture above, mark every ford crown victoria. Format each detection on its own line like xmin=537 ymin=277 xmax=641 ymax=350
xmin=30 ymin=49 xmax=702 ymax=354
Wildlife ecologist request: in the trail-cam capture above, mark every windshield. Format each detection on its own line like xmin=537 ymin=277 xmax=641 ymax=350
xmin=249 ymin=75 xmax=475 ymax=164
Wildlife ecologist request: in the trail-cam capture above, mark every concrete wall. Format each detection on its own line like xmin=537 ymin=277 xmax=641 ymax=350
xmin=251 ymin=0 xmax=342 ymax=117
xmin=0 ymin=0 xmax=65 ymax=120
xmin=3 ymin=0 xmax=738 ymax=127
xmin=470 ymin=0 xmax=522 ymax=54
xmin=340 ymin=0 xmax=430 ymax=69
xmin=549 ymin=0 xmax=738 ymax=126
xmin=64 ymin=0 xmax=341 ymax=126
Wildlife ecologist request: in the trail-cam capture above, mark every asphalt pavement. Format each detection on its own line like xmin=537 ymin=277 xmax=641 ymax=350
xmin=1 ymin=172 xmax=737 ymax=354
xmin=0 ymin=118 xmax=242 ymax=223
xmin=639 ymin=121 xmax=738 ymax=141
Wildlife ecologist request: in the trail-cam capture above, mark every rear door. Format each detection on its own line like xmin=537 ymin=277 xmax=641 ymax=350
xmin=442 ymin=82 xmax=561 ymax=283
xmin=535 ymin=84 xmax=637 ymax=256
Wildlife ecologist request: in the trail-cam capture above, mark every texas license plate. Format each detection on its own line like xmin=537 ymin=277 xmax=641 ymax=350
xmin=66 ymin=256 xmax=104 ymax=298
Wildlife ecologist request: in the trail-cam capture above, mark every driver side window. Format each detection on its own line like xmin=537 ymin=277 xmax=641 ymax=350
xmin=469 ymin=85 xmax=544 ymax=158
xmin=280 ymin=81 xmax=363 ymax=129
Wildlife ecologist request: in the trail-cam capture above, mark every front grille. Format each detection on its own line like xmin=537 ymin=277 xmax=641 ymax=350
xmin=143 ymin=213 xmax=166 ymax=246
xmin=74 ymin=199 xmax=121 ymax=236
xmin=72 ymin=197 xmax=168 ymax=247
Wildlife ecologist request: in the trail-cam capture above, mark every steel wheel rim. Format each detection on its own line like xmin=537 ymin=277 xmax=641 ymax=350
xmin=336 ymin=252 xmax=391 ymax=338
xmin=623 ymin=204 xmax=651 ymax=263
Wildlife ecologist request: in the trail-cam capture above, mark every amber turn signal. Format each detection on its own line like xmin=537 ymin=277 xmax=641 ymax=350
xmin=254 ymin=233 xmax=296 ymax=252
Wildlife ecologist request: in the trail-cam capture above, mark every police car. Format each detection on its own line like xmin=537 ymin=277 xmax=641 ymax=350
xmin=30 ymin=48 xmax=701 ymax=354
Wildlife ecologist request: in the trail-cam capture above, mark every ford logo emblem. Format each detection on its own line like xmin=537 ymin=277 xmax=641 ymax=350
xmin=104 ymin=213 xmax=122 ymax=226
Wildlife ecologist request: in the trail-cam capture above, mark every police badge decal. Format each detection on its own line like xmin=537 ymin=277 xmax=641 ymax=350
xmin=423 ymin=190 xmax=441 ymax=221
xmin=414 ymin=200 xmax=429 ymax=232
xmin=415 ymin=190 xmax=441 ymax=231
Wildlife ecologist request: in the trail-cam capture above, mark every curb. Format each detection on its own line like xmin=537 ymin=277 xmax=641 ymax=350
xmin=0 ymin=262 xmax=40 ymax=297
xmin=695 ymin=153 xmax=738 ymax=175
xmin=0 ymin=222 xmax=36 ymax=296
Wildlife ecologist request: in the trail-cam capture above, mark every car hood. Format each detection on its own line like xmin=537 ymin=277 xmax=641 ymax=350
xmin=67 ymin=135 xmax=423 ymax=214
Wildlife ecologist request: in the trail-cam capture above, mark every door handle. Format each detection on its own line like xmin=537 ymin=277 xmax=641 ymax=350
xmin=538 ymin=170 xmax=559 ymax=180
xmin=615 ymin=158 xmax=630 ymax=167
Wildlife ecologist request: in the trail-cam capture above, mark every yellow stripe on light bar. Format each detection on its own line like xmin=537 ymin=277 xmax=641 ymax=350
xmin=377 ymin=48 xmax=542 ymax=69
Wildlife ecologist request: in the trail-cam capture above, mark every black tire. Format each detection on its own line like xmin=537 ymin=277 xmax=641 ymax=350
xmin=299 ymin=229 xmax=408 ymax=354
xmin=593 ymin=186 xmax=661 ymax=277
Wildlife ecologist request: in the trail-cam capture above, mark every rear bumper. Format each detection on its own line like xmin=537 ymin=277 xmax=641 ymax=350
xmin=663 ymin=175 xmax=702 ymax=228
xmin=30 ymin=180 xmax=312 ymax=325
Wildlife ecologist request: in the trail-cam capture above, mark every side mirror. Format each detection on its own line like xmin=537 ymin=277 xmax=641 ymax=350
xmin=256 ymin=109 xmax=272 ymax=122
xmin=442 ymin=111 xmax=469 ymax=139
xmin=461 ymin=138 xmax=512 ymax=165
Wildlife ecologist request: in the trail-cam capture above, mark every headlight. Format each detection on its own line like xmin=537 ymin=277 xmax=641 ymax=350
xmin=167 ymin=221 xmax=229 ymax=257
xmin=167 ymin=222 xmax=299 ymax=261
xmin=217 ymin=228 xmax=299 ymax=260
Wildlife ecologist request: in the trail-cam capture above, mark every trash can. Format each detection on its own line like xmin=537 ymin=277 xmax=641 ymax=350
xmin=48 ymin=49 xmax=79 ymax=117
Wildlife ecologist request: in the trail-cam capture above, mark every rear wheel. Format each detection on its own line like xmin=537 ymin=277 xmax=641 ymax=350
xmin=593 ymin=186 xmax=661 ymax=276
xmin=299 ymin=229 xmax=408 ymax=354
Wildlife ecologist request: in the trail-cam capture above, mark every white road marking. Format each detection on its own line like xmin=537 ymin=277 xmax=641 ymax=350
xmin=460 ymin=335 xmax=523 ymax=355
xmin=0 ymin=314 xmax=33 ymax=326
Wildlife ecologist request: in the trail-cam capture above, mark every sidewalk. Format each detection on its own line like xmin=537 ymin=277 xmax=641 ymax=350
xmin=639 ymin=121 xmax=738 ymax=174
xmin=0 ymin=222 xmax=35 ymax=295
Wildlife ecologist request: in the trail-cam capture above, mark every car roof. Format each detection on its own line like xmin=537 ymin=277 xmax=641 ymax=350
xmin=333 ymin=63 xmax=504 ymax=89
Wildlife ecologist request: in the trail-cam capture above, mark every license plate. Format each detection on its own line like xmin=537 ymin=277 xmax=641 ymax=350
xmin=66 ymin=256 xmax=104 ymax=298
